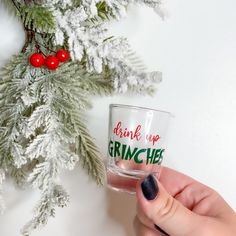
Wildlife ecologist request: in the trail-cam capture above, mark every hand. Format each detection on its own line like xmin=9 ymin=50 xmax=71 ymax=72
xmin=135 ymin=166 xmax=236 ymax=236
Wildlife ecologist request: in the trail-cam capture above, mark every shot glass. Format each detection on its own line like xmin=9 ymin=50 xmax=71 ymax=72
xmin=106 ymin=104 xmax=172 ymax=193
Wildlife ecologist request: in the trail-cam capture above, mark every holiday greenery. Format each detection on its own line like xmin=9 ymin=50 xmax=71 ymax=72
xmin=0 ymin=0 xmax=163 ymax=234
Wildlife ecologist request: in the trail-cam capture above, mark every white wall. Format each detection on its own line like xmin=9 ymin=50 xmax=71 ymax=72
xmin=1 ymin=0 xmax=236 ymax=235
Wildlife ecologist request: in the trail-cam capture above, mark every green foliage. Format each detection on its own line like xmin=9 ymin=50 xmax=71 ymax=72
xmin=78 ymin=65 xmax=114 ymax=95
xmin=19 ymin=5 xmax=55 ymax=33
xmin=0 ymin=52 xmax=111 ymax=233
xmin=72 ymin=0 xmax=81 ymax=7
xmin=24 ymin=60 xmax=110 ymax=185
xmin=43 ymin=61 xmax=109 ymax=184
xmin=74 ymin=114 xmax=105 ymax=185
xmin=96 ymin=1 xmax=111 ymax=20
xmin=0 ymin=54 xmax=27 ymax=168
xmin=0 ymin=0 xmax=161 ymax=234
xmin=22 ymin=183 xmax=69 ymax=235
xmin=90 ymin=1 xmax=114 ymax=23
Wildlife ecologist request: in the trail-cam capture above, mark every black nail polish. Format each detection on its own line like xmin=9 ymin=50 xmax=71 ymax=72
xmin=154 ymin=224 xmax=170 ymax=236
xmin=141 ymin=174 xmax=159 ymax=200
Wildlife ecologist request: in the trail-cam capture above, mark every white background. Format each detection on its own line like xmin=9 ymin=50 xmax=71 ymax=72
xmin=1 ymin=0 xmax=236 ymax=235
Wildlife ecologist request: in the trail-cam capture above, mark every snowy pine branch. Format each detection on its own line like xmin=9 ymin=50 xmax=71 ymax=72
xmin=74 ymin=113 xmax=105 ymax=185
xmin=19 ymin=5 xmax=56 ymax=33
xmin=22 ymin=183 xmax=69 ymax=235
xmin=0 ymin=0 xmax=164 ymax=234
xmin=46 ymin=62 xmax=106 ymax=184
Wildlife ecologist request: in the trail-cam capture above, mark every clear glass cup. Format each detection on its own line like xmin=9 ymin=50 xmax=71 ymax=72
xmin=106 ymin=104 xmax=172 ymax=193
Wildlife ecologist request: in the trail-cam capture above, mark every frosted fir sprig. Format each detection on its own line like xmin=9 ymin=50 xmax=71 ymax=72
xmin=50 ymin=0 xmax=163 ymax=92
xmin=21 ymin=184 xmax=69 ymax=235
xmin=0 ymin=0 xmax=164 ymax=234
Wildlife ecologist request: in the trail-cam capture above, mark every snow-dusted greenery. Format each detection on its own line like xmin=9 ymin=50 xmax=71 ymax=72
xmin=0 ymin=0 xmax=163 ymax=234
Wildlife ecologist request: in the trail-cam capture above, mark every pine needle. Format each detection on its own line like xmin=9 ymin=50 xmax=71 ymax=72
xmin=74 ymin=112 xmax=105 ymax=185
xmin=19 ymin=5 xmax=55 ymax=33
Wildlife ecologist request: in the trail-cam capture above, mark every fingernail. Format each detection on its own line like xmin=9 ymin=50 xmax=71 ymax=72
xmin=141 ymin=174 xmax=159 ymax=200
xmin=154 ymin=224 xmax=170 ymax=236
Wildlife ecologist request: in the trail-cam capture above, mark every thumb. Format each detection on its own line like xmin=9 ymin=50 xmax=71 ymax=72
xmin=136 ymin=174 xmax=202 ymax=236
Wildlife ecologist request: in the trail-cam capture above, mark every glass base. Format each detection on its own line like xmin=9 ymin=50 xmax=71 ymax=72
xmin=107 ymin=166 xmax=154 ymax=194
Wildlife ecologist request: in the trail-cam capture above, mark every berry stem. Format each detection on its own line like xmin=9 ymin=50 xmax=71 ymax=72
xmin=35 ymin=41 xmax=57 ymax=54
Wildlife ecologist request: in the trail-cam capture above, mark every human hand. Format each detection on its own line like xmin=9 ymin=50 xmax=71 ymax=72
xmin=135 ymin=166 xmax=236 ymax=236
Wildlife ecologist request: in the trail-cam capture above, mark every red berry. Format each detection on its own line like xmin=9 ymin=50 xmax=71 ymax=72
xmin=56 ymin=49 xmax=70 ymax=62
xmin=29 ymin=53 xmax=44 ymax=68
xmin=45 ymin=56 xmax=59 ymax=70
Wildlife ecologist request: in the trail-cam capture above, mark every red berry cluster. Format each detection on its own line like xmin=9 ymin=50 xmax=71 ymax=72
xmin=29 ymin=49 xmax=70 ymax=70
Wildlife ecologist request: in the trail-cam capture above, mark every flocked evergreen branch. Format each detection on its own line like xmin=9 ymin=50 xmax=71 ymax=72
xmin=0 ymin=0 xmax=164 ymax=234
xmin=22 ymin=60 xmax=108 ymax=230
xmin=91 ymin=1 xmax=113 ymax=22
xmin=18 ymin=5 xmax=56 ymax=33
xmin=0 ymin=52 xmax=110 ymax=232
xmin=46 ymin=62 xmax=108 ymax=184
xmin=74 ymin=112 xmax=105 ymax=185
xmin=10 ymin=164 xmax=29 ymax=187
xmin=0 ymin=54 xmax=28 ymax=169
xmin=22 ymin=183 xmax=69 ymax=235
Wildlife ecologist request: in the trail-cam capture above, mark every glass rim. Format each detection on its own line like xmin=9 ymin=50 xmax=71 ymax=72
xmin=109 ymin=104 xmax=174 ymax=117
